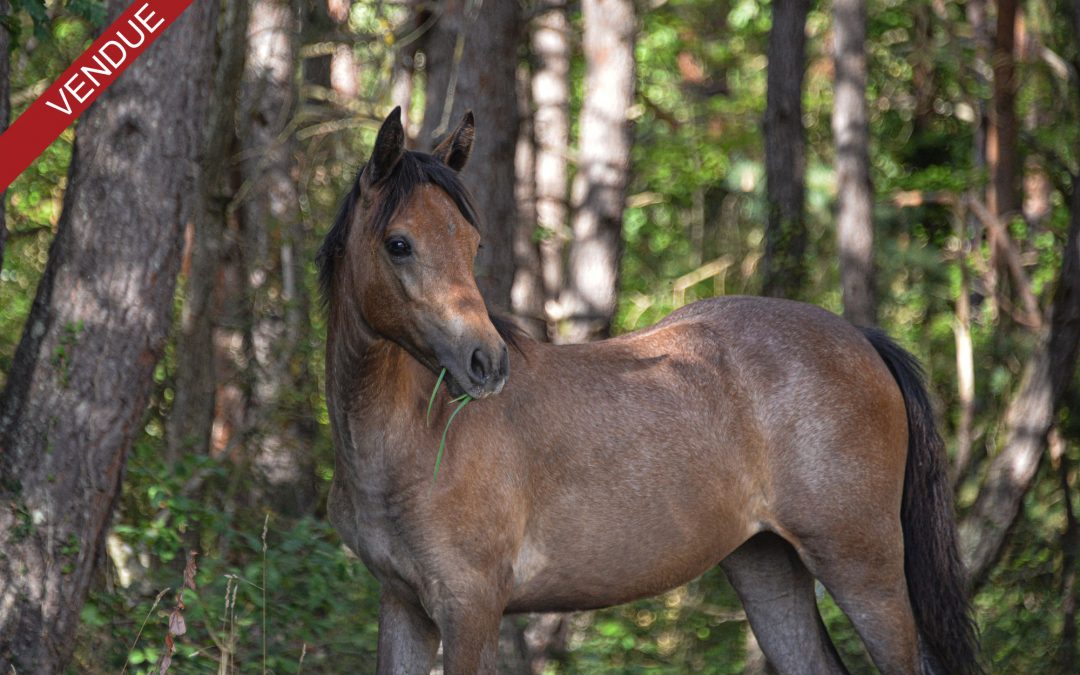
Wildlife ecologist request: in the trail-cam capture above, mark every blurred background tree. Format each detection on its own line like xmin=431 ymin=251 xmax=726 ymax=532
xmin=0 ymin=0 xmax=1078 ymax=671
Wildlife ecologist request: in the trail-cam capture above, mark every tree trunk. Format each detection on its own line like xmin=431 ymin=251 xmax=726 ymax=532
xmin=511 ymin=62 xmax=546 ymax=338
xmin=0 ymin=0 xmax=218 ymax=669
xmin=959 ymin=179 xmax=1080 ymax=588
xmin=1057 ymin=444 xmax=1078 ymax=673
xmin=302 ymin=0 xmax=334 ymax=93
xmin=0 ymin=0 xmax=10 ymax=269
xmin=419 ymin=0 xmax=521 ymax=310
xmin=762 ymin=0 xmax=810 ymax=300
xmin=168 ymin=0 xmax=251 ymax=461
xmin=966 ymin=0 xmax=990 ymax=174
xmin=987 ymin=0 xmax=1019 ymax=220
xmin=953 ymin=210 xmax=976 ymax=482
xmin=532 ymin=3 xmax=571 ymax=322
xmin=240 ymin=0 xmax=318 ymax=516
xmin=558 ymin=0 xmax=636 ymax=343
xmin=984 ymin=0 xmax=1020 ymax=315
xmin=390 ymin=0 xmax=422 ymax=142
xmin=911 ymin=5 xmax=934 ymax=135
xmin=833 ymin=0 xmax=876 ymax=326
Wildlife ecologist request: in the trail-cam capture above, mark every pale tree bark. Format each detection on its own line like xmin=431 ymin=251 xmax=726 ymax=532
xmin=168 ymin=0 xmax=251 ymax=460
xmin=558 ymin=0 xmax=636 ymax=343
xmin=419 ymin=0 xmax=521 ymax=309
xmin=0 ymin=0 xmax=10 ymax=268
xmin=0 ymin=0 xmax=218 ymax=669
xmin=833 ymin=0 xmax=876 ymax=326
xmin=328 ymin=0 xmax=356 ymax=100
xmin=240 ymin=0 xmax=318 ymax=516
xmin=390 ymin=0 xmax=422 ymax=142
xmin=953 ymin=207 xmax=977 ymax=482
xmin=762 ymin=0 xmax=810 ymax=300
xmin=511 ymin=62 xmax=546 ymax=338
xmin=532 ymin=3 xmax=571 ymax=321
xmin=959 ymin=179 xmax=1080 ymax=588
xmin=954 ymin=0 xmax=990 ymax=483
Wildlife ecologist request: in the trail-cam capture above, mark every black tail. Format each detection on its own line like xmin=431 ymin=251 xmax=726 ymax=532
xmin=861 ymin=328 xmax=981 ymax=675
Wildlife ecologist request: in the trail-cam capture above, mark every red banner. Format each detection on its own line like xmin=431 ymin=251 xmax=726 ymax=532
xmin=0 ymin=0 xmax=195 ymax=192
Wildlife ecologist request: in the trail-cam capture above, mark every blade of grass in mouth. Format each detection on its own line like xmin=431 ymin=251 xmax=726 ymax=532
xmin=433 ymin=394 xmax=471 ymax=483
xmin=426 ymin=368 xmax=447 ymax=426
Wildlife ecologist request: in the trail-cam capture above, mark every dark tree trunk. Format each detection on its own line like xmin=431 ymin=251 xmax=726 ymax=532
xmin=168 ymin=0 xmax=251 ymax=460
xmin=532 ymin=3 xmax=571 ymax=321
xmin=988 ymin=0 xmax=1019 ymax=220
xmin=0 ymin=0 xmax=218 ymax=669
xmin=911 ymin=4 xmax=934 ymax=135
xmin=558 ymin=0 xmax=636 ymax=343
xmin=833 ymin=0 xmax=876 ymax=326
xmin=0 ymin=0 xmax=10 ymax=269
xmin=959 ymin=180 xmax=1080 ymax=588
xmin=762 ymin=0 xmax=810 ymax=300
xmin=984 ymin=0 xmax=1020 ymax=315
xmin=420 ymin=0 xmax=522 ymax=310
xmin=967 ymin=0 xmax=991 ymax=174
xmin=1057 ymin=446 xmax=1079 ymax=673
xmin=302 ymin=0 xmax=333 ymax=92
xmin=240 ymin=0 xmax=318 ymax=516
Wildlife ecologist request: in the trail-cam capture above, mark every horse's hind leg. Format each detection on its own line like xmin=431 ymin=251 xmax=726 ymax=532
xmin=720 ymin=532 xmax=848 ymax=675
xmin=797 ymin=525 xmax=921 ymax=675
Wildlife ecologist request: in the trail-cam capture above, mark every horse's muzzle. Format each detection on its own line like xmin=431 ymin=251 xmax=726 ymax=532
xmin=462 ymin=342 xmax=509 ymax=398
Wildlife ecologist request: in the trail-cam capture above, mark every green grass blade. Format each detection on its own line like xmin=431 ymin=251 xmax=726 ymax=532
xmin=433 ymin=395 xmax=471 ymax=483
xmin=426 ymin=368 xmax=447 ymax=426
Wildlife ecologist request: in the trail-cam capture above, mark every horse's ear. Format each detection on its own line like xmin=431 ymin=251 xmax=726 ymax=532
xmin=365 ymin=107 xmax=405 ymax=185
xmin=432 ymin=111 xmax=475 ymax=172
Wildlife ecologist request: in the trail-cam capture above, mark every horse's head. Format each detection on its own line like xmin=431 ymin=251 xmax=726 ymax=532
xmin=320 ymin=107 xmax=509 ymax=399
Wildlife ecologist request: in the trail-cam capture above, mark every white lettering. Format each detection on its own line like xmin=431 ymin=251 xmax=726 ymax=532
xmin=135 ymin=3 xmax=165 ymax=33
xmin=44 ymin=86 xmax=73 ymax=115
xmin=116 ymin=20 xmax=146 ymax=49
xmin=80 ymin=53 xmax=112 ymax=87
xmin=64 ymin=73 xmax=94 ymax=104
xmin=99 ymin=40 xmax=127 ymax=69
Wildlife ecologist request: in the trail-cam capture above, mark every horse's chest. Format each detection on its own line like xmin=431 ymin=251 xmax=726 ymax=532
xmin=328 ymin=474 xmax=424 ymax=589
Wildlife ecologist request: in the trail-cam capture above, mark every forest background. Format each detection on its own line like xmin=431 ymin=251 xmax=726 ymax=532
xmin=0 ymin=0 xmax=1079 ymax=672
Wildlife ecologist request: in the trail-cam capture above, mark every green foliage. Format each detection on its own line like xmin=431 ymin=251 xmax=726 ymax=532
xmin=73 ymin=439 xmax=380 ymax=672
xmin=5 ymin=0 xmax=106 ymax=44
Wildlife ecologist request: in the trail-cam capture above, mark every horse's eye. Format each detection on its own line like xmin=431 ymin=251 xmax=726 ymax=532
xmin=385 ymin=236 xmax=412 ymax=259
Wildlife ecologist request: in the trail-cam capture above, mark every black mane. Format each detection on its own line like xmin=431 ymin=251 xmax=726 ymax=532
xmin=316 ymin=150 xmax=480 ymax=304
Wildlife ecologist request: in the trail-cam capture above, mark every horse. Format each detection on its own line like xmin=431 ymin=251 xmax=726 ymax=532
xmin=317 ymin=107 xmax=979 ymax=674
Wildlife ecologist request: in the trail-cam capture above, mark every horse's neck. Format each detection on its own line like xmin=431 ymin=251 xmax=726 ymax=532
xmin=326 ymin=314 xmax=428 ymax=440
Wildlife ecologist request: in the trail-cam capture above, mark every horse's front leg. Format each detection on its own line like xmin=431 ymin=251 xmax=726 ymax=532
xmin=376 ymin=591 xmax=440 ymax=675
xmin=438 ymin=603 xmax=504 ymax=675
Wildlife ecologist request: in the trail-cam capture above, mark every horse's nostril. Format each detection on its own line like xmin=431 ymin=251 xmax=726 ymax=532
xmin=469 ymin=348 xmax=491 ymax=384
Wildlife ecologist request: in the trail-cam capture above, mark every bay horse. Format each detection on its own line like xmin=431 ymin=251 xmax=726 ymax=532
xmin=317 ymin=107 xmax=979 ymax=674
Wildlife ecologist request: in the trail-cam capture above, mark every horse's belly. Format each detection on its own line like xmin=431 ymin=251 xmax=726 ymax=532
xmin=505 ymin=515 xmax=748 ymax=613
